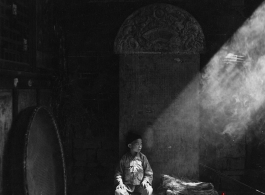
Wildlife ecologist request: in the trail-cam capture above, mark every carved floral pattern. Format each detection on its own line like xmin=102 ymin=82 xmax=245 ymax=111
xmin=114 ymin=3 xmax=205 ymax=54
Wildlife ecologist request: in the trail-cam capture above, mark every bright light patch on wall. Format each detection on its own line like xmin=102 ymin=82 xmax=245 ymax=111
xmin=201 ymin=1 xmax=265 ymax=140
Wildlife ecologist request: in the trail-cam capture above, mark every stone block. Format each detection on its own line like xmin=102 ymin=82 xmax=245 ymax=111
xmin=85 ymin=171 xmax=101 ymax=184
xmin=93 ymin=189 xmax=113 ymax=195
xmin=74 ymin=174 xmax=83 ymax=184
xmin=219 ymin=176 xmax=243 ymax=191
xmin=229 ymin=157 xmax=245 ymax=170
xmin=18 ymin=89 xmax=36 ymax=113
xmin=72 ymin=184 xmax=91 ymax=195
xmin=75 ymin=130 xmax=85 ymax=139
xmin=74 ymin=138 xmax=84 ymax=148
xmin=216 ymin=158 xmax=227 ymax=170
xmin=87 ymin=155 xmax=96 ymax=163
xmin=74 ymin=168 xmax=86 ymax=184
xmin=101 ymin=139 xmax=118 ymax=149
xmin=86 ymin=163 xmax=98 ymax=168
xmin=222 ymin=170 xmax=245 ymax=176
xmin=97 ymin=149 xmax=116 ymax=167
xmin=75 ymin=160 xmax=86 ymax=167
xmin=85 ymin=149 xmax=97 ymax=163
xmin=217 ymin=139 xmax=246 ymax=158
xmin=74 ymin=150 xmax=87 ymax=161
xmin=83 ymin=139 xmax=101 ymax=149
xmin=85 ymin=166 xmax=99 ymax=176
xmin=218 ymin=157 xmax=245 ymax=170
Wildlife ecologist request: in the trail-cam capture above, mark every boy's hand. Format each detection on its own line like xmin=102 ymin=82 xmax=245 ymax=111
xmin=116 ymin=182 xmax=126 ymax=190
xmin=141 ymin=180 xmax=150 ymax=189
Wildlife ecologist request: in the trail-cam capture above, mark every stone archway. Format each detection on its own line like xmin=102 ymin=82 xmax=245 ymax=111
xmin=115 ymin=3 xmax=205 ymax=186
xmin=114 ymin=3 xmax=204 ymax=54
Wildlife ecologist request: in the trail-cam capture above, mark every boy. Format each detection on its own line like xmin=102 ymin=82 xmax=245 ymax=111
xmin=114 ymin=132 xmax=153 ymax=195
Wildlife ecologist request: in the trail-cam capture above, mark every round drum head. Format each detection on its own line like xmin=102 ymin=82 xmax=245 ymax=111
xmin=25 ymin=107 xmax=66 ymax=195
xmin=3 ymin=106 xmax=67 ymax=195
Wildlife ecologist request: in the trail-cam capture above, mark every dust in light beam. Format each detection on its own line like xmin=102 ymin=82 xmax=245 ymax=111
xmin=201 ymin=1 xmax=265 ymax=139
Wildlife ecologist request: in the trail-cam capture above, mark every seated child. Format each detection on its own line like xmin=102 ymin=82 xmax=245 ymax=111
xmin=114 ymin=132 xmax=153 ymax=195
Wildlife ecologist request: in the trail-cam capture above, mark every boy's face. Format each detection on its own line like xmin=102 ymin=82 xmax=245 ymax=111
xmin=128 ymin=138 xmax=142 ymax=154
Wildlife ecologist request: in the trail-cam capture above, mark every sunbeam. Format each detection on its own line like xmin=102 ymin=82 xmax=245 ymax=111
xmin=201 ymin=1 xmax=265 ymax=140
xmin=143 ymin=1 xmax=265 ymax=190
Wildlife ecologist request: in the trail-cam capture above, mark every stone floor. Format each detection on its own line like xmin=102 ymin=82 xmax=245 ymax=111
xmin=71 ymin=188 xmax=263 ymax=195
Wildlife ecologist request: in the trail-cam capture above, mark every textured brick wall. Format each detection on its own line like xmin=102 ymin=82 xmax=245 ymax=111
xmin=72 ymin=135 xmax=118 ymax=192
xmin=66 ymin=101 xmax=118 ymax=195
xmin=66 ymin=52 xmax=119 ymax=194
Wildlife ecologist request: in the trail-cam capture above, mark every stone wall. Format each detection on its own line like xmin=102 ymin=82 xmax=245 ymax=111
xmin=0 ymin=1 xmax=61 ymax=193
xmin=64 ymin=0 xmax=264 ymax=194
xmin=72 ymin=132 xmax=118 ymax=194
xmin=66 ymin=52 xmax=119 ymax=194
xmin=0 ymin=78 xmax=52 ymax=194
xmin=119 ymin=54 xmax=200 ymax=186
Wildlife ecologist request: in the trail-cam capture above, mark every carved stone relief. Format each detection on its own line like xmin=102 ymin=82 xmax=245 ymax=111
xmin=114 ymin=3 xmax=205 ymax=54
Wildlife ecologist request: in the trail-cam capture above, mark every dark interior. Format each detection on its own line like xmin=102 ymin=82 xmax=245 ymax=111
xmin=1 ymin=0 xmax=265 ymax=195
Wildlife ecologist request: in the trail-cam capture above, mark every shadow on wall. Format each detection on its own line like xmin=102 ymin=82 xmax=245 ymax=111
xmin=116 ymin=3 xmax=204 ymax=188
xmin=119 ymin=53 xmax=201 ymax=187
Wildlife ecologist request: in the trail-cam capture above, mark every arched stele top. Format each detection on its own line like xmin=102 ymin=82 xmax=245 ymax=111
xmin=114 ymin=3 xmax=205 ymax=54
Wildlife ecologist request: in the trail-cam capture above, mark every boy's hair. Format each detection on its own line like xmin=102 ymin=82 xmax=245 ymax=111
xmin=126 ymin=131 xmax=142 ymax=145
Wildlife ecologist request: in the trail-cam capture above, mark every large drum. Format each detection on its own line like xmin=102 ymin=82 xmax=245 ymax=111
xmin=3 ymin=106 xmax=67 ymax=195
